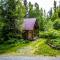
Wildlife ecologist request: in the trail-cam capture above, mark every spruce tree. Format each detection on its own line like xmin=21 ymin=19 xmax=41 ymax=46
xmin=0 ymin=0 xmax=16 ymax=40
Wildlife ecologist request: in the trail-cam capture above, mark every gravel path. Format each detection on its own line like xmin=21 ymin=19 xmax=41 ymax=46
xmin=0 ymin=56 xmax=60 ymax=60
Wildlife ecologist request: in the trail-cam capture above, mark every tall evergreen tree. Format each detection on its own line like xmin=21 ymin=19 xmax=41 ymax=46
xmin=49 ymin=8 xmax=52 ymax=18
xmin=54 ymin=0 xmax=57 ymax=12
xmin=59 ymin=1 xmax=60 ymax=7
xmin=24 ymin=0 xmax=29 ymax=17
xmin=0 ymin=0 xmax=17 ymax=40
xmin=16 ymin=0 xmax=26 ymax=31
xmin=29 ymin=2 xmax=34 ymax=17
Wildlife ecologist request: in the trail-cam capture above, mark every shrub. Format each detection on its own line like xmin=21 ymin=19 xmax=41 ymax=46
xmin=47 ymin=38 xmax=60 ymax=50
xmin=39 ymin=30 xmax=60 ymax=39
xmin=53 ymin=19 xmax=60 ymax=30
xmin=44 ymin=20 xmax=54 ymax=31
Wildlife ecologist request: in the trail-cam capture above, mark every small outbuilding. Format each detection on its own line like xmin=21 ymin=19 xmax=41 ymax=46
xmin=22 ymin=18 xmax=39 ymax=40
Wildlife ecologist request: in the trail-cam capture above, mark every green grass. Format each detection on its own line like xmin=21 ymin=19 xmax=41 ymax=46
xmin=30 ymin=39 xmax=60 ymax=56
xmin=0 ymin=38 xmax=60 ymax=56
xmin=0 ymin=38 xmax=30 ymax=54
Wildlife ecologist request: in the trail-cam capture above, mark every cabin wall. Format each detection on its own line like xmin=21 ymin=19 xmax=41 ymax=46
xmin=22 ymin=30 xmax=28 ymax=39
xmin=34 ymin=21 xmax=39 ymax=37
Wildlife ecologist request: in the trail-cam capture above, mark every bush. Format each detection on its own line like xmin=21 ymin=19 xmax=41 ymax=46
xmin=0 ymin=20 xmax=6 ymax=42
xmin=37 ymin=17 xmax=46 ymax=31
xmin=44 ymin=20 xmax=54 ymax=31
xmin=53 ymin=19 xmax=60 ymax=30
xmin=47 ymin=38 xmax=60 ymax=50
xmin=39 ymin=30 xmax=60 ymax=39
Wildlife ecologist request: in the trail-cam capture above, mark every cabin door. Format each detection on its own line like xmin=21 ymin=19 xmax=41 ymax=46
xmin=28 ymin=31 xmax=32 ymax=40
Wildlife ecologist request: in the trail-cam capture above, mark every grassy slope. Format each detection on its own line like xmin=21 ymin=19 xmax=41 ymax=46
xmin=0 ymin=38 xmax=30 ymax=54
xmin=0 ymin=38 xmax=60 ymax=56
xmin=31 ymin=39 xmax=60 ymax=56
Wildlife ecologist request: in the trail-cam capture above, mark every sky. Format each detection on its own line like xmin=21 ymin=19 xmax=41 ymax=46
xmin=27 ymin=0 xmax=60 ymax=12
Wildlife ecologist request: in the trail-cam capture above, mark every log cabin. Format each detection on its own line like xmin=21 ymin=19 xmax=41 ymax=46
xmin=22 ymin=18 xmax=39 ymax=40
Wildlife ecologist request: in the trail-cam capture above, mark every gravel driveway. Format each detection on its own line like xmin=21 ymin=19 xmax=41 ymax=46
xmin=0 ymin=56 xmax=60 ymax=60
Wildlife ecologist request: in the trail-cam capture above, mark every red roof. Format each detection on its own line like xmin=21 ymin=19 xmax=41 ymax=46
xmin=23 ymin=18 xmax=36 ymax=30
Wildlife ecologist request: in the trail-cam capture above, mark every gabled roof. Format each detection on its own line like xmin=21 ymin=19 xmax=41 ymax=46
xmin=23 ymin=18 xmax=36 ymax=30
